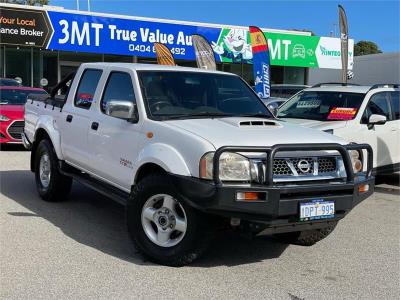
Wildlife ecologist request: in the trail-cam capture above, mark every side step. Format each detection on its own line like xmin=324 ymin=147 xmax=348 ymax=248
xmin=59 ymin=162 xmax=129 ymax=206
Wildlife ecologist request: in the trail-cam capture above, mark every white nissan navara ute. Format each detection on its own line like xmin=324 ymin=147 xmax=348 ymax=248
xmin=23 ymin=63 xmax=374 ymax=266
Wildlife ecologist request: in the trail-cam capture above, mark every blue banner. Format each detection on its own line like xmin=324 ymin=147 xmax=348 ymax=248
xmin=249 ymin=26 xmax=270 ymax=98
xmin=47 ymin=11 xmax=221 ymax=60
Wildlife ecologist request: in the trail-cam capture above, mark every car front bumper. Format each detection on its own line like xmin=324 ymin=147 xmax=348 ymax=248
xmin=171 ymin=174 xmax=373 ymax=222
xmin=170 ymin=143 xmax=375 ymax=233
xmin=0 ymin=120 xmax=23 ymax=144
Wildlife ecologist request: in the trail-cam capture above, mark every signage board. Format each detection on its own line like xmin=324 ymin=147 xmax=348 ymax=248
xmin=0 ymin=5 xmax=353 ymax=69
xmin=0 ymin=7 xmax=53 ymax=47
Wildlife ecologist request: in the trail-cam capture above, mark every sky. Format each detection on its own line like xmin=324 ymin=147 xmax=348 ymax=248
xmin=50 ymin=0 xmax=400 ymax=52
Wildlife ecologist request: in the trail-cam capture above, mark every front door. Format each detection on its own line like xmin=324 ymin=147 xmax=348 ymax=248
xmin=358 ymin=92 xmax=397 ymax=168
xmin=88 ymin=70 xmax=141 ymax=191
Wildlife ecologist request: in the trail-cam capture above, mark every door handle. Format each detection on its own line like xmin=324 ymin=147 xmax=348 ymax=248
xmin=66 ymin=115 xmax=73 ymax=123
xmin=91 ymin=122 xmax=99 ymax=131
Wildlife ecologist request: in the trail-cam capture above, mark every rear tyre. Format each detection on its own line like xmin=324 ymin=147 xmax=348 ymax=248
xmin=127 ymin=174 xmax=212 ymax=266
xmin=34 ymin=139 xmax=72 ymax=202
xmin=273 ymin=222 xmax=337 ymax=246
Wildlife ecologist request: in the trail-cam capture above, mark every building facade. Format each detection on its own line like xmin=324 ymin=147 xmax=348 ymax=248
xmin=0 ymin=3 xmax=354 ymax=89
xmin=308 ymin=52 xmax=400 ymax=85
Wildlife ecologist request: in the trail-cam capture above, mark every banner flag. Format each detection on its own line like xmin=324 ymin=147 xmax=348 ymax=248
xmin=249 ymin=26 xmax=270 ymax=98
xmin=154 ymin=42 xmax=176 ymax=66
xmin=192 ymin=34 xmax=217 ymax=70
xmin=339 ymin=4 xmax=349 ymax=84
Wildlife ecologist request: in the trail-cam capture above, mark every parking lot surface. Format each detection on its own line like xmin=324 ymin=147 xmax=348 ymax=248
xmin=1 ymin=146 xmax=399 ymax=299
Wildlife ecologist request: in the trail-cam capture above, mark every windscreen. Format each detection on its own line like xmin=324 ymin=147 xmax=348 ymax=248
xmin=0 ymin=89 xmax=48 ymax=105
xmin=277 ymin=91 xmax=365 ymax=121
xmin=138 ymin=71 xmax=272 ymax=120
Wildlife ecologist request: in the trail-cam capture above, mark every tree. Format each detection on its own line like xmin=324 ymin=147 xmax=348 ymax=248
xmin=354 ymin=41 xmax=382 ymax=56
xmin=0 ymin=0 xmax=49 ymax=5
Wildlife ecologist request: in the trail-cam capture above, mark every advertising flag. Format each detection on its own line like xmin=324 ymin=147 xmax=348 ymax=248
xmin=192 ymin=34 xmax=217 ymax=70
xmin=154 ymin=42 xmax=176 ymax=66
xmin=339 ymin=4 xmax=349 ymax=84
xmin=249 ymin=26 xmax=270 ymax=98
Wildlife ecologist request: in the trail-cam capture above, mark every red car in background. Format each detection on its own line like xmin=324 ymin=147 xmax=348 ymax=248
xmin=0 ymin=86 xmax=48 ymax=144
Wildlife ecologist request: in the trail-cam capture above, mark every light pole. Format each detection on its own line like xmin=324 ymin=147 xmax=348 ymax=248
xmin=76 ymin=0 xmax=91 ymax=11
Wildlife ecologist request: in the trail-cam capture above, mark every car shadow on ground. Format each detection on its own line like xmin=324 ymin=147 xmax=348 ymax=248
xmin=375 ymin=174 xmax=400 ymax=196
xmin=0 ymin=170 xmax=288 ymax=267
xmin=0 ymin=144 xmax=28 ymax=152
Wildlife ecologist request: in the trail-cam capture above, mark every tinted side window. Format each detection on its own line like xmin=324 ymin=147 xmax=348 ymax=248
xmin=101 ymin=72 xmax=136 ymax=112
xmin=74 ymin=69 xmax=102 ymax=109
xmin=362 ymin=92 xmax=391 ymax=123
xmin=390 ymin=91 xmax=399 ymax=120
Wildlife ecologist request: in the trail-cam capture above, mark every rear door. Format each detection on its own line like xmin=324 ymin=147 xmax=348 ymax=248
xmin=61 ymin=68 xmax=103 ymax=170
xmin=358 ymin=91 xmax=396 ymax=168
xmin=88 ymin=70 xmax=142 ymax=191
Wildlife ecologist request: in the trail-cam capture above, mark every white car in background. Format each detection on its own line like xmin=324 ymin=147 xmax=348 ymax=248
xmin=277 ymin=83 xmax=400 ymax=175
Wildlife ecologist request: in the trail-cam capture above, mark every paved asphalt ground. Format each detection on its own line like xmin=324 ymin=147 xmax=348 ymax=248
xmin=1 ymin=145 xmax=399 ymax=300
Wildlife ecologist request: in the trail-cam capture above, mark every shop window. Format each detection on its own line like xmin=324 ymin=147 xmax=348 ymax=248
xmin=270 ymin=66 xmax=283 ymax=84
xmin=59 ymin=51 xmax=102 ymax=63
xmin=283 ymin=67 xmax=306 ymax=85
xmin=242 ymin=64 xmax=253 ymax=85
xmin=137 ymin=57 xmax=157 ymax=64
xmin=5 ymin=47 xmax=31 ymax=86
xmin=104 ymin=54 xmax=133 ymax=63
xmin=0 ymin=46 xmax=4 ymax=77
xmin=33 ymin=49 xmax=58 ymax=91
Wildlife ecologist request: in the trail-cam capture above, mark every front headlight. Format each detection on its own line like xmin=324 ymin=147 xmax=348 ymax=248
xmin=0 ymin=114 xmax=10 ymax=122
xmin=349 ymin=150 xmax=363 ymax=173
xmin=200 ymin=152 xmax=251 ymax=181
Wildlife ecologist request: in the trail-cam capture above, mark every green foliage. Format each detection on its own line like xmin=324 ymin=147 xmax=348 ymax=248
xmin=354 ymin=41 xmax=382 ymax=56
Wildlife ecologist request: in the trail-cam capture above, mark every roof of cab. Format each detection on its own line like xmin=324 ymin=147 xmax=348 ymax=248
xmin=80 ymin=62 xmax=234 ymax=75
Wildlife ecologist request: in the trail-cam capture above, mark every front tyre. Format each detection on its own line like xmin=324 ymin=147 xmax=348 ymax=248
xmin=127 ymin=174 xmax=211 ymax=266
xmin=34 ymin=139 xmax=72 ymax=202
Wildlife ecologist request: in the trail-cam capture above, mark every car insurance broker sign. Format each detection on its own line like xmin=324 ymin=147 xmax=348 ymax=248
xmin=0 ymin=7 xmax=53 ymax=47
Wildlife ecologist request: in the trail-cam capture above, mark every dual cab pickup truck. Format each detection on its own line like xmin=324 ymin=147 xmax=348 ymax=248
xmin=23 ymin=63 xmax=374 ymax=266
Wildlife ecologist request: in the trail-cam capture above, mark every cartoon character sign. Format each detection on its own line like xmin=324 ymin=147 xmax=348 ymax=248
xmin=211 ymin=29 xmax=253 ymax=63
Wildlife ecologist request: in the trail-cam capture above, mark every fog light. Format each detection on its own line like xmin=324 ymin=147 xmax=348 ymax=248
xmin=236 ymin=191 xmax=266 ymax=202
xmin=358 ymin=184 xmax=369 ymax=193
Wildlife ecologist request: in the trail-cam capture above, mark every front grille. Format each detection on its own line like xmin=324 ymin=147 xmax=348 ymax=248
xmin=273 ymin=159 xmax=293 ymax=176
xmin=273 ymin=157 xmax=337 ymax=177
xmin=318 ymin=157 xmax=337 ymax=173
xmin=7 ymin=121 xmax=24 ymax=140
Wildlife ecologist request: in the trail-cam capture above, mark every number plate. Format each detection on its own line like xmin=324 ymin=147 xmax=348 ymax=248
xmin=300 ymin=200 xmax=335 ymax=221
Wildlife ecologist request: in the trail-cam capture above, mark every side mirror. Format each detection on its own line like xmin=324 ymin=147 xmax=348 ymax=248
xmin=106 ymin=100 xmax=138 ymax=122
xmin=267 ymin=103 xmax=278 ymax=116
xmin=368 ymin=114 xmax=387 ymax=129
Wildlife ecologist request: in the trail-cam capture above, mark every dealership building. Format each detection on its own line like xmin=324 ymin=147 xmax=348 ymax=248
xmin=0 ymin=3 xmax=354 ymax=89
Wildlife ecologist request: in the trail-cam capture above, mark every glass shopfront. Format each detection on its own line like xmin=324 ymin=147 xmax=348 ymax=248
xmin=0 ymin=45 xmax=307 ymax=90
